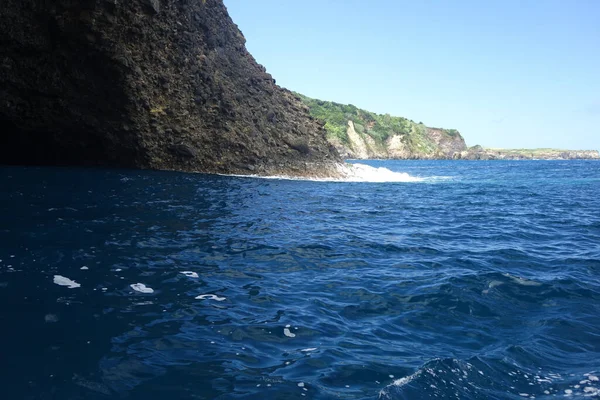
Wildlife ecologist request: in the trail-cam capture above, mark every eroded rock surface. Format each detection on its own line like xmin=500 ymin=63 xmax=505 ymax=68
xmin=0 ymin=0 xmax=340 ymax=176
xmin=333 ymin=123 xmax=468 ymax=160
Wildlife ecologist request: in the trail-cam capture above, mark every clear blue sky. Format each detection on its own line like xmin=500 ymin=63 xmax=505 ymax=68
xmin=223 ymin=0 xmax=599 ymax=150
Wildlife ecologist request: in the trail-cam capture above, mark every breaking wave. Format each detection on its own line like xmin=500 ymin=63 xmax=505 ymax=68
xmin=228 ymin=163 xmax=433 ymax=183
xmin=378 ymin=358 xmax=600 ymax=399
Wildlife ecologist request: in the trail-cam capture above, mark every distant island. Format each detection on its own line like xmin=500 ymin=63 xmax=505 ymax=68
xmin=296 ymin=94 xmax=600 ymax=160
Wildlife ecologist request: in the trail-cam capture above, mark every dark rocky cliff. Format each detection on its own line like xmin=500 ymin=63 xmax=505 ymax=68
xmin=0 ymin=0 xmax=341 ymax=176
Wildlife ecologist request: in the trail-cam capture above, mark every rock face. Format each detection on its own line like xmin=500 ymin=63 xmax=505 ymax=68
xmin=332 ymin=123 xmax=468 ymax=160
xmin=296 ymin=94 xmax=468 ymax=160
xmin=297 ymin=94 xmax=600 ymax=161
xmin=0 ymin=0 xmax=341 ymax=176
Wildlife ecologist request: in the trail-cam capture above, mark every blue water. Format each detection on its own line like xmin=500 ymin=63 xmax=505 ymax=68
xmin=1 ymin=160 xmax=599 ymax=399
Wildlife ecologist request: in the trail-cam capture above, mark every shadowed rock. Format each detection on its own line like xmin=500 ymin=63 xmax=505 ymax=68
xmin=0 ymin=0 xmax=341 ymax=176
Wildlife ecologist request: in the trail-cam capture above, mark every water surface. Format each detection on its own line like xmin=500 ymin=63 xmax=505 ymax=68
xmin=1 ymin=160 xmax=599 ymax=399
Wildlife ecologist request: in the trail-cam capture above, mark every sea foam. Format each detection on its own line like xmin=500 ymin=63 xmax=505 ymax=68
xmin=196 ymin=294 xmax=226 ymax=301
xmin=334 ymin=163 xmax=423 ymax=183
xmin=130 ymin=283 xmax=154 ymax=294
xmin=224 ymin=163 xmax=425 ymax=183
xmin=53 ymin=275 xmax=81 ymax=289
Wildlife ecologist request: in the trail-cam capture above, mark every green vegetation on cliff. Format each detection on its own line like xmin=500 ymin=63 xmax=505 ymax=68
xmin=294 ymin=93 xmax=598 ymax=160
xmin=296 ymin=92 xmax=416 ymax=145
xmin=295 ymin=93 xmax=467 ymax=159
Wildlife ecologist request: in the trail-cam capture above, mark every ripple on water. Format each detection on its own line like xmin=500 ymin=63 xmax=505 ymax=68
xmin=1 ymin=161 xmax=599 ymax=399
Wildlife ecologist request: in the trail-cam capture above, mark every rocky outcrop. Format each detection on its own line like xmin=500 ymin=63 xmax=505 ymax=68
xmin=344 ymin=121 xmax=371 ymax=159
xmin=335 ymin=125 xmax=598 ymax=161
xmin=296 ymin=94 xmax=468 ymax=160
xmin=298 ymin=94 xmax=599 ymax=161
xmin=460 ymin=147 xmax=600 ymax=160
xmin=0 ymin=0 xmax=341 ymax=176
xmin=331 ymin=122 xmax=467 ymax=160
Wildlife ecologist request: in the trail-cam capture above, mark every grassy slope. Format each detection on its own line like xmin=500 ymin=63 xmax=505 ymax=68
xmin=295 ymin=93 xmax=462 ymax=154
xmin=295 ymin=94 xmax=598 ymax=159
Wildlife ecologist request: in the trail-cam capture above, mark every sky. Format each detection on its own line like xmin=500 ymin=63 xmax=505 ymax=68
xmin=223 ymin=0 xmax=600 ymax=150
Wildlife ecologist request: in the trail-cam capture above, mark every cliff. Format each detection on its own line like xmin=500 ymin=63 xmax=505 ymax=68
xmin=296 ymin=94 xmax=467 ymax=159
xmin=298 ymin=95 xmax=599 ymax=161
xmin=0 ymin=0 xmax=341 ymax=176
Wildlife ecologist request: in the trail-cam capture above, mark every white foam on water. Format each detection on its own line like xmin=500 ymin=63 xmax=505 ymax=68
xmin=53 ymin=275 xmax=81 ymax=289
xmin=503 ymin=273 xmax=542 ymax=286
xmin=335 ymin=163 xmax=424 ymax=183
xmin=584 ymin=386 xmax=599 ymax=395
xmin=298 ymin=382 xmax=305 ymax=387
xmin=379 ymin=371 xmax=422 ymax=398
xmin=180 ymin=271 xmax=199 ymax=278
xmin=195 ymin=294 xmax=226 ymax=301
xmin=45 ymin=314 xmax=59 ymax=323
xmin=223 ymin=163 xmax=429 ymax=183
xmin=488 ymin=280 xmax=504 ymax=289
xmin=301 ymin=348 xmax=317 ymax=352
xmin=130 ymin=283 xmax=154 ymax=294
xmin=80 ymin=266 xmax=89 ymax=270
xmin=134 ymin=301 xmax=154 ymax=306
xmin=283 ymin=327 xmax=296 ymax=338
xmin=506 ymin=371 xmax=600 ymax=399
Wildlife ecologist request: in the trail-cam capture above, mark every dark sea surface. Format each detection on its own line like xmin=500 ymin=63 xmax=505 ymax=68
xmin=1 ymin=160 xmax=599 ymax=400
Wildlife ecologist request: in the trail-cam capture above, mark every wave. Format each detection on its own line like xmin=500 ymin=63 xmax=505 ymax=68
xmin=336 ymin=163 xmax=424 ymax=182
xmin=226 ymin=163 xmax=437 ymax=183
xmin=378 ymin=357 xmax=600 ymax=399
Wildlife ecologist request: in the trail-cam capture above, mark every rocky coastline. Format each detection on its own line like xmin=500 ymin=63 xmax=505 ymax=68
xmin=298 ymin=96 xmax=598 ymax=161
xmin=459 ymin=146 xmax=600 ymax=160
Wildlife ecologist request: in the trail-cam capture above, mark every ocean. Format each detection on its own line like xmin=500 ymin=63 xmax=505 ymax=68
xmin=1 ymin=160 xmax=599 ymax=399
